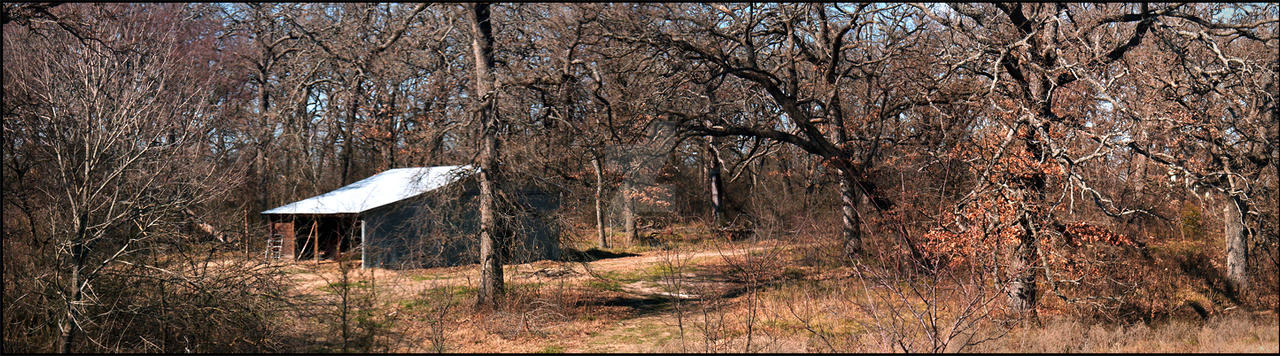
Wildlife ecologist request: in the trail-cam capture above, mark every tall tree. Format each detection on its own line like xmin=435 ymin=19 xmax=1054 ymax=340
xmin=468 ymin=2 xmax=504 ymax=307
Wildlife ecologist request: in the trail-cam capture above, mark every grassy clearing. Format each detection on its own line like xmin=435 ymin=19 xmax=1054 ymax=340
xmin=274 ymin=229 xmax=1277 ymax=353
xmin=583 ymin=317 xmax=681 ymax=352
xmin=409 ymin=273 xmax=451 ymax=281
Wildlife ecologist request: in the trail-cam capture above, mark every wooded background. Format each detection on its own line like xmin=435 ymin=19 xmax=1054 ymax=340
xmin=3 ymin=3 xmax=1276 ymax=353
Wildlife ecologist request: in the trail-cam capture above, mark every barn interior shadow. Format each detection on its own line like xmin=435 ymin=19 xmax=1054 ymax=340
xmin=558 ymin=247 xmax=639 ymax=262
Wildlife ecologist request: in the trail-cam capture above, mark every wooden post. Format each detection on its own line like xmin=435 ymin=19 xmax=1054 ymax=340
xmin=266 ymin=217 xmax=274 ymax=260
xmin=312 ymin=220 xmax=319 ymax=265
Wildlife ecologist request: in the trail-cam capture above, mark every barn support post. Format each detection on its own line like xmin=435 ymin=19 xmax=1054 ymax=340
xmin=312 ymin=220 xmax=319 ymax=264
xmin=290 ymin=215 xmax=297 ymax=260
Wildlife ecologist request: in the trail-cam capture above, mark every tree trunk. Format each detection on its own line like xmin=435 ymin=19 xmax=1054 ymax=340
xmin=592 ymin=155 xmax=607 ymax=248
xmin=57 ymin=268 xmax=79 ymax=353
xmin=469 ymin=2 xmax=503 ymax=307
xmin=296 ymin=85 xmax=312 ymax=181
xmin=1224 ymin=195 xmax=1249 ymax=293
xmin=258 ymin=72 xmax=270 ymax=114
xmin=476 ymin=90 xmax=503 ymax=307
xmin=386 ymin=90 xmax=399 ymax=170
xmin=1008 ymin=125 xmax=1047 ymax=313
xmin=254 ymin=148 xmax=268 ymax=216
xmin=341 ymin=85 xmax=360 ymax=185
xmin=838 ymin=169 xmax=863 ymax=258
xmin=1008 ymin=216 xmax=1040 ymax=312
xmin=57 ymin=241 xmax=85 ymax=353
xmin=623 ymin=180 xmax=636 ymax=246
xmin=255 ymin=68 xmax=272 ymax=210
xmin=706 ymin=136 xmax=726 ymax=226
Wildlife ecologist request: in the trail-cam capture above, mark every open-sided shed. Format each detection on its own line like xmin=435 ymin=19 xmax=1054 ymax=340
xmin=261 ymin=165 xmax=560 ymax=269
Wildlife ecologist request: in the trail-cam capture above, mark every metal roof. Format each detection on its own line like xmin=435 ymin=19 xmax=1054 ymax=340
xmin=261 ymin=165 xmax=477 ymax=215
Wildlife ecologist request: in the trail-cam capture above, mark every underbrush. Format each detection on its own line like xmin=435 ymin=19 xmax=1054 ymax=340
xmin=751 ymin=267 xmax=1278 ymax=353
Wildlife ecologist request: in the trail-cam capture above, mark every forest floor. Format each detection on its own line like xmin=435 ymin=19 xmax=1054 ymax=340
xmin=276 ymin=235 xmax=1279 ymax=353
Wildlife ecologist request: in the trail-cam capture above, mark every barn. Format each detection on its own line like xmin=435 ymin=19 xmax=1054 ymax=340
xmin=261 ymin=165 xmax=560 ymax=269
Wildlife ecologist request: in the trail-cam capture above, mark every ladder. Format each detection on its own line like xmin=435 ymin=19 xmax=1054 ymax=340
xmin=266 ymin=233 xmax=284 ymax=260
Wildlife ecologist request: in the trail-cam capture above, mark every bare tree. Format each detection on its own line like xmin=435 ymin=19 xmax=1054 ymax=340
xmin=467 ymin=2 xmax=505 ymax=307
xmin=597 ymin=4 xmax=961 ymax=258
xmin=1115 ymin=3 xmax=1278 ymax=293
xmin=919 ymin=3 xmax=1206 ymax=311
xmin=2 ymin=3 xmax=277 ymax=352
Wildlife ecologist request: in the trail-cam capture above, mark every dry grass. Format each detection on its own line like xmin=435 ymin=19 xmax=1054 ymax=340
xmin=976 ymin=312 xmax=1278 ymax=353
xmin=266 ymin=229 xmax=1278 ymax=353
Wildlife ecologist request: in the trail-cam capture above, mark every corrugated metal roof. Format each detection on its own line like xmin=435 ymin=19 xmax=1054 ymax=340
xmin=261 ymin=165 xmax=477 ymax=215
